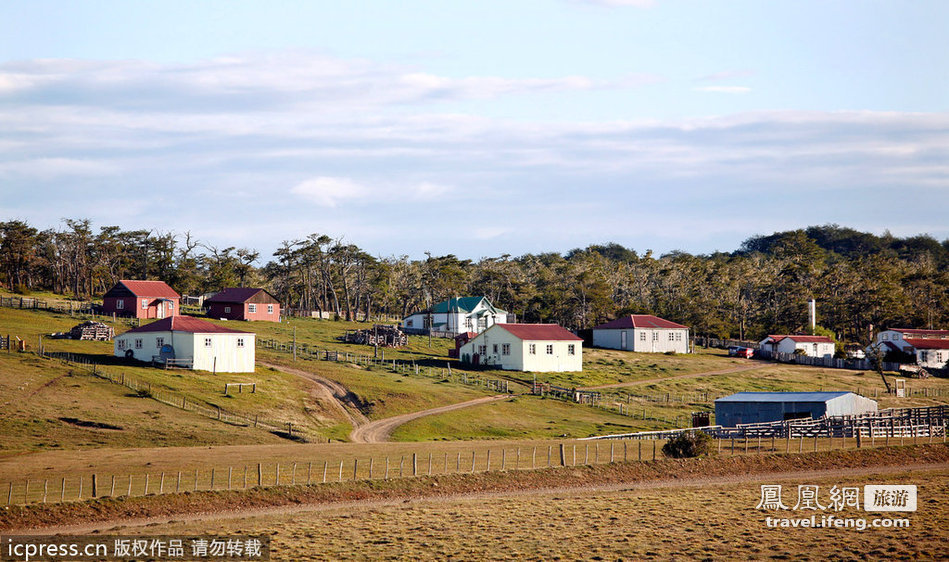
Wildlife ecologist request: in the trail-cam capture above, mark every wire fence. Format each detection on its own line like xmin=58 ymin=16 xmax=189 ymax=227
xmin=39 ymin=351 xmax=315 ymax=443
xmin=4 ymin=434 xmax=945 ymax=507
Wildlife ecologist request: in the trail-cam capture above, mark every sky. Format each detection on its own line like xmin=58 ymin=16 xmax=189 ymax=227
xmin=1 ymin=0 xmax=948 ymax=262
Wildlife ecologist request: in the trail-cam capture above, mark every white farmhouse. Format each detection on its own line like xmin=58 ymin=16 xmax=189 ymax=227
xmin=592 ymin=315 xmax=690 ymax=353
xmin=759 ymin=335 xmax=835 ymax=359
xmin=402 ymin=296 xmax=508 ymax=336
xmin=868 ymin=328 xmax=949 ymax=369
xmin=458 ymin=323 xmax=582 ymax=372
xmin=114 ymin=316 xmax=256 ymax=373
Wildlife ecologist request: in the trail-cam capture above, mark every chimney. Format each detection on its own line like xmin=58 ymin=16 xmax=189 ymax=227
xmin=808 ymin=299 xmax=816 ymax=334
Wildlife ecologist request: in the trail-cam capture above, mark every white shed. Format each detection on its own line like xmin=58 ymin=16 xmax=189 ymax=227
xmin=759 ymin=335 xmax=835 ymax=358
xmin=458 ymin=323 xmax=582 ymax=372
xmin=115 ymin=316 xmax=256 ymax=373
xmin=592 ymin=314 xmax=690 ymax=353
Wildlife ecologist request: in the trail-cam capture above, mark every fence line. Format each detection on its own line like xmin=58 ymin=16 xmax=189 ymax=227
xmin=39 ymin=351 xmax=315 ymax=443
xmin=257 ymin=338 xmax=512 ymax=393
xmin=7 ymin=433 xmax=942 ymax=507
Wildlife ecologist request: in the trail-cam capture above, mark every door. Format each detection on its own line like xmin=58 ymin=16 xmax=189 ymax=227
xmin=621 ymin=331 xmax=628 ymax=350
xmin=157 ymin=301 xmax=165 ymax=319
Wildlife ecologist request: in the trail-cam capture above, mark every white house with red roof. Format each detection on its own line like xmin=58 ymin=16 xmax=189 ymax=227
xmin=592 ymin=314 xmax=690 ymax=353
xmin=869 ymin=328 xmax=949 ymax=369
xmin=458 ymin=323 xmax=582 ymax=372
xmin=759 ymin=335 xmax=835 ymax=358
xmin=114 ymin=316 xmax=256 ymax=373
xmin=102 ymin=280 xmax=180 ymax=319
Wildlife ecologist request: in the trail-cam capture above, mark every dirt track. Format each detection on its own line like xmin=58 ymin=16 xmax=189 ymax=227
xmin=349 ymin=394 xmax=511 ymax=443
xmin=578 ymin=362 xmax=773 ymax=390
xmin=259 ymin=361 xmax=369 ymax=429
xmin=14 ymin=460 xmax=948 ymax=536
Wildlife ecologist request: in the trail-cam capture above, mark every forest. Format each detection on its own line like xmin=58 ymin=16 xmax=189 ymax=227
xmin=1 ymin=219 xmax=948 ymax=345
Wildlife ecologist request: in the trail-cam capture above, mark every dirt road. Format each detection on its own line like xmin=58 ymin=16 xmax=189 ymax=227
xmin=578 ymin=362 xmax=773 ymax=390
xmin=16 ymin=461 xmax=947 ymax=536
xmin=260 ymin=361 xmax=369 ymax=429
xmin=349 ymin=394 xmax=511 ymax=443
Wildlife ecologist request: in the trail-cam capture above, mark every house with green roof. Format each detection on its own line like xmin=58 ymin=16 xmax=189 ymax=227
xmin=402 ymin=296 xmax=509 ymax=336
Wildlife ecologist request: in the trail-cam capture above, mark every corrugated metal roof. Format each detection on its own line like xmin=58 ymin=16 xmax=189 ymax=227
xmin=764 ymin=335 xmax=834 ymax=344
xmin=114 ymin=280 xmax=180 ymax=299
xmin=593 ymin=314 xmax=689 ymax=330
xmin=124 ymin=316 xmax=251 ymax=335
xmin=427 ymin=296 xmax=506 ymax=315
xmin=496 ymin=323 xmax=582 ymax=341
xmin=891 ymin=328 xmax=949 ymax=338
xmin=715 ymin=391 xmax=852 ymax=403
xmin=905 ymin=338 xmax=949 ymax=350
xmin=206 ymin=288 xmax=276 ymax=304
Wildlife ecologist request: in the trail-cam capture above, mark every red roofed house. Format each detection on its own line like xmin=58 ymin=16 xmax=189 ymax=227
xmin=102 ymin=280 xmax=180 ymax=319
xmin=592 ymin=314 xmax=690 ymax=353
xmin=759 ymin=335 xmax=835 ymax=359
xmin=114 ymin=316 xmax=255 ymax=373
xmin=458 ymin=323 xmax=582 ymax=372
xmin=869 ymin=328 xmax=949 ymax=369
xmin=206 ymin=288 xmax=282 ymax=322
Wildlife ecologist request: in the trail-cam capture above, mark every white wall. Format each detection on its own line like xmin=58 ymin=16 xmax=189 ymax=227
xmin=917 ymin=349 xmax=948 ymax=369
xmin=115 ymin=331 xmax=255 ymax=373
xmin=460 ymin=325 xmax=582 ymax=372
xmin=594 ymin=328 xmax=689 ymax=353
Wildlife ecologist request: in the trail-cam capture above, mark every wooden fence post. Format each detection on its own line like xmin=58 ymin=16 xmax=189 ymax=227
xmin=559 ymin=444 xmax=566 ymax=467
xmin=92 ymin=474 xmax=98 ymax=498
xmin=307 ymin=462 xmax=312 ymax=484
xmin=385 ymin=457 xmax=390 ymax=480
xmin=353 ymin=459 xmax=358 ymax=481
xmin=210 ymin=468 xmax=215 ymax=490
xmin=61 ymin=478 xmax=65 ymax=502
xmin=159 ymin=472 xmax=165 ymax=493
xmin=412 ymin=453 xmax=418 ymax=476
xmin=176 ymin=472 xmax=181 ymax=493
xmin=258 ymin=463 xmax=262 ymax=487
xmin=323 ymin=461 xmax=328 ymax=484
xmin=486 ymin=450 xmax=491 ymax=471
xmin=338 ymin=460 xmax=343 ymax=482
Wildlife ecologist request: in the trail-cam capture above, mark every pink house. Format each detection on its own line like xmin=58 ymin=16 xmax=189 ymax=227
xmin=205 ymin=288 xmax=281 ymax=322
xmin=102 ymin=280 xmax=180 ymax=319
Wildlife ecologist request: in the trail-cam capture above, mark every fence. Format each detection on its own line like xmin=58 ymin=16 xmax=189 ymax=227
xmin=39 ymin=351 xmax=314 ymax=443
xmin=0 ymin=296 xmax=96 ymax=316
xmin=5 ymin=433 xmax=946 ymax=507
xmin=757 ymin=348 xmax=901 ymax=372
xmin=257 ymin=338 xmax=513 ymax=393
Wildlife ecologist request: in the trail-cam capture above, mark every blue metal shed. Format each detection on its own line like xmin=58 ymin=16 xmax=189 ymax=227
xmin=714 ymin=392 xmax=878 ymax=427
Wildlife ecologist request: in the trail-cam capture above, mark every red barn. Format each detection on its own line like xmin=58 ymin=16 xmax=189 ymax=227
xmin=102 ymin=280 xmax=180 ymax=319
xmin=205 ymin=288 xmax=281 ymax=322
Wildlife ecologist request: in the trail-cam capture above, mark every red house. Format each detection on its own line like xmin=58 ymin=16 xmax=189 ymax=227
xmin=102 ymin=280 xmax=180 ymax=319
xmin=205 ymin=288 xmax=281 ymax=322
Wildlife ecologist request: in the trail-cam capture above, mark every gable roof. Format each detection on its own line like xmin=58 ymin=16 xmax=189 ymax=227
xmin=904 ymin=338 xmax=949 ymax=350
xmin=593 ymin=315 xmax=688 ymax=330
xmin=716 ymin=391 xmax=851 ymax=403
xmin=889 ymin=328 xmax=949 ymax=339
xmin=105 ymin=280 xmax=179 ymax=299
xmin=495 ymin=323 xmax=582 ymax=341
xmin=763 ymin=335 xmax=834 ymax=344
xmin=206 ymin=288 xmax=280 ymax=304
xmin=426 ymin=296 xmax=506 ymax=315
xmin=123 ymin=316 xmax=250 ymax=335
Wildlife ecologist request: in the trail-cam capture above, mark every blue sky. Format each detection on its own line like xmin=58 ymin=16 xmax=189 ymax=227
xmin=1 ymin=0 xmax=947 ymax=260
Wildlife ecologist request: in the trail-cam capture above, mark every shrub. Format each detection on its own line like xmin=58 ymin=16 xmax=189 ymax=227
xmin=13 ymin=283 xmax=30 ymax=295
xmin=662 ymin=431 xmax=712 ymax=458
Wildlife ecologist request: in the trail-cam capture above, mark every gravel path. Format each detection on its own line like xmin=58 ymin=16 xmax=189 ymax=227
xmin=260 ymin=361 xmax=369 ymax=429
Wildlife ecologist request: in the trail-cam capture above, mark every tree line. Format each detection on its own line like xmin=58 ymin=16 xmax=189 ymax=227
xmin=2 ymin=220 xmax=948 ymax=345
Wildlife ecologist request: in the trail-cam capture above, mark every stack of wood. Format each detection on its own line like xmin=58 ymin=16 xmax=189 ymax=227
xmin=68 ymin=321 xmax=114 ymax=341
xmin=343 ymin=325 xmax=408 ymax=347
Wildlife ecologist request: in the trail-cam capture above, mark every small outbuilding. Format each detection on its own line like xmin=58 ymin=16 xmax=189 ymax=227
xmin=592 ymin=314 xmax=690 ymax=353
xmin=114 ymin=316 xmax=255 ymax=373
xmin=458 ymin=323 xmax=582 ymax=372
xmin=714 ymin=391 xmax=878 ymax=427
xmin=206 ymin=288 xmax=282 ymax=322
xmin=759 ymin=335 xmax=835 ymax=358
xmin=102 ymin=280 xmax=180 ymax=319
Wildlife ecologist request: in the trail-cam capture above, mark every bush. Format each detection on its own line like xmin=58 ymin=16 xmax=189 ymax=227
xmin=13 ymin=283 xmax=30 ymax=295
xmin=662 ymin=431 xmax=712 ymax=458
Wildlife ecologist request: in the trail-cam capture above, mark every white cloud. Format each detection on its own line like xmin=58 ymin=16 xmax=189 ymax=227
xmin=290 ymin=177 xmax=366 ymax=207
xmin=693 ymin=86 xmax=751 ymax=94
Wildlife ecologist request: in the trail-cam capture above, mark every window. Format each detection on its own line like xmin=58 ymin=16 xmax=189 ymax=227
xmin=893 ymin=334 xmax=900 ymax=340
xmin=224 ymin=306 xmax=231 ymax=313
xmin=205 ymin=337 xmax=213 ymax=347
xmin=478 ymin=345 xmax=487 ymax=355
xmin=465 ymin=318 xmax=473 ymax=330
xmin=134 ymin=338 xmax=143 ymax=349
xmin=117 ymin=339 xmax=127 ymax=350
xmin=668 ymin=333 xmax=675 ymax=341
xmin=116 ymin=299 xmax=124 ymax=310
xmin=237 ymin=338 xmax=244 ymax=348
xmin=502 ymin=343 xmax=510 ymax=356
xmin=529 ymin=344 xmax=536 ymax=355
xmin=407 ymin=319 xmax=413 ymax=327
xmin=167 ymin=302 xmax=173 ymax=310
xmin=675 ymin=333 xmax=682 ymax=341
xmin=640 ymin=332 xmax=646 ymax=341
xmin=935 ymin=352 xmax=942 ymax=362
xmin=568 ymin=344 xmax=575 ymax=355
xmin=492 ymin=344 xmax=498 ymax=354
xmin=267 ymin=304 xmax=274 ymax=314
xmin=882 ymin=333 xmax=889 ymax=340
xmin=652 ymin=332 xmax=659 ymax=341
xmin=156 ymin=337 xmax=164 ymax=348
xmin=249 ymin=304 xmax=257 ymax=313
xmin=141 ymin=299 xmax=148 ymax=310
xmin=546 ymin=344 xmax=554 ymax=355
